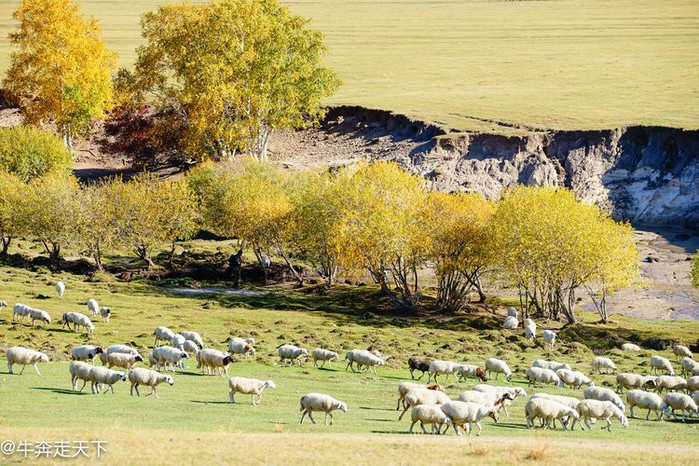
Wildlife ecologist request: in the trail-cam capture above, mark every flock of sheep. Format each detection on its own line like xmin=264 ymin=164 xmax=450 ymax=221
xmin=2 ymin=287 xmax=699 ymax=435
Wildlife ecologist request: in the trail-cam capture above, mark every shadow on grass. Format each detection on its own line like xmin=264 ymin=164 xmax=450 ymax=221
xmin=359 ymin=406 xmax=395 ymax=412
xmin=31 ymin=387 xmax=88 ymax=396
xmin=370 ymin=430 xmax=410 ymax=435
xmin=493 ymin=423 xmax=528 ymax=430
xmin=190 ymin=400 xmax=230 ymax=405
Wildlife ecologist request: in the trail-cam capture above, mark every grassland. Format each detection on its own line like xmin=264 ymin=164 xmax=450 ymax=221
xmin=0 ymin=250 xmax=698 ymax=464
xmin=1 ymin=0 xmax=698 ymax=132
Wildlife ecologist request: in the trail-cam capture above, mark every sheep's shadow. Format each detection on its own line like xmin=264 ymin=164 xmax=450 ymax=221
xmin=366 ymin=418 xmax=395 ymax=422
xmin=31 ymin=387 xmax=88 ymax=396
xmin=492 ymin=423 xmax=528 ymax=430
xmin=359 ymin=406 xmax=395 ymax=412
xmin=370 ymin=430 xmax=411 ymax=435
xmin=190 ymin=400 xmax=230 ymax=405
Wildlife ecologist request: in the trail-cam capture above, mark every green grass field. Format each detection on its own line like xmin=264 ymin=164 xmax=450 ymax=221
xmin=0 ymin=254 xmax=698 ymax=464
xmin=1 ymin=0 xmax=698 ymax=132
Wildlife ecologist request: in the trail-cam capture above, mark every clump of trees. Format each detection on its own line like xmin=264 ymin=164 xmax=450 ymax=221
xmin=0 ymin=126 xmax=72 ymax=181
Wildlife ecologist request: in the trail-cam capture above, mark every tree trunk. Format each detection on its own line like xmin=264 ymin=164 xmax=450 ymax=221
xmin=278 ymin=247 xmax=303 ymax=286
xmin=1 ymin=236 xmax=10 ymax=255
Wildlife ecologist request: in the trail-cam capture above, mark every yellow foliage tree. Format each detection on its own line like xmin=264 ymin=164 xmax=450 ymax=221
xmin=425 ymin=191 xmax=496 ymax=313
xmin=0 ymin=170 xmax=27 ymax=255
xmin=4 ymin=0 xmax=116 ymax=147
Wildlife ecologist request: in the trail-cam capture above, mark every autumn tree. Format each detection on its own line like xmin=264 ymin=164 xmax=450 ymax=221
xmin=4 ymin=0 xmax=116 ymax=147
xmin=491 ymin=186 xmax=639 ymax=324
xmin=0 ymin=126 xmax=72 ymax=181
xmin=0 ymin=170 xmax=27 ymax=255
xmin=425 ymin=191 xmax=496 ymax=313
xmin=117 ymin=0 xmax=340 ymax=160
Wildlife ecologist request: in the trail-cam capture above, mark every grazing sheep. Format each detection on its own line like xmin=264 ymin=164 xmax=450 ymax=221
xmin=28 ymin=308 xmax=51 ymax=326
xmin=440 ymin=401 xmax=499 ymax=436
xmin=621 ymin=343 xmax=641 ymax=352
xmin=525 ymin=397 xmax=580 ymax=430
xmin=530 ymin=393 xmax=581 ymax=410
xmin=573 ymin=400 xmax=629 ymax=431
xmin=105 ymin=344 xmax=139 ymax=356
xmin=197 ymin=349 xmax=233 ymax=376
xmin=673 ymin=344 xmax=693 ymax=361
xmin=182 ymin=340 xmax=199 ymax=355
xmin=299 ymin=393 xmax=347 ymax=425
xmin=654 ymin=375 xmax=688 ymax=394
xmin=427 ymin=360 xmax=461 ymax=384
xmin=556 ymin=369 xmax=595 ymax=389
xmin=525 ymin=367 xmax=563 ymax=387
xmin=688 ymin=376 xmax=699 ymax=392
xmin=6 ymin=347 xmax=49 ymax=376
xmin=680 ymin=357 xmax=699 ymax=377
xmin=152 ymin=346 xmax=189 ymax=372
xmin=228 ymin=377 xmax=276 ymax=405
xmin=0 ymin=300 xmax=6 ymax=310
xmin=128 ymin=367 xmax=174 ymax=398
xmin=153 ymin=326 xmax=176 ymax=347
xmin=229 ymin=338 xmax=256 ymax=359
xmin=12 ymin=303 xmax=32 ymax=323
xmin=99 ymin=307 xmax=111 ymax=323
xmin=278 ymin=344 xmax=308 ymax=367
xmin=455 ymin=364 xmax=487 ymax=383
xmin=626 ymin=390 xmax=667 ymax=421
xmin=662 ymin=393 xmax=698 ymax=422
xmin=408 ymin=356 xmax=431 ymax=380
xmin=524 ymin=318 xmax=536 ymax=341
xmin=583 ymin=386 xmax=625 ymax=413
xmin=68 ymin=312 xmax=94 ymax=334
xmin=399 ymin=389 xmax=451 ymax=420
xmin=311 ymin=348 xmax=339 ymax=369
xmin=650 ymin=355 xmax=675 ymax=376
xmin=615 ymin=373 xmax=657 ymax=393
xmin=473 ymin=384 xmax=528 ymax=417
xmin=60 ymin=312 xmax=74 ymax=330
xmin=458 ymin=390 xmax=513 ymax=409
xmin=507 ymin=307 xmax=518 ymax=319
xmin=531 ymin=359 xmax=571 ymax=372
xmin=396 ymin=382 xmax=444 ymax=410
xmin=181 ymin=331 xmax=204 ymax=349
xmin=87 ymin=366 xmax=126 ymax=394
xmin=502 ymin=316 xmax=518 ymax=330
xmin=71 ymin=345 xmax=104 ymax=362
xmin=69 ymin=361 xmax=93 ymax=391
xmin=485 ymin=358 xmax=513 ymax=381
xmin=87 ymin=298 xmax=99 ymax=316
xmin=409 ymin=405 xmax=452 ymax=434
xmin=55 ymin=281 xmax=65 ymax=299
xmin=542 ymin=330 xmax=557 ymax=349
xmin=591 ymin=357 xmax=617 ymax=374
xmin=106 ymin=352 xmax=144 ymax=371
xmin=693 ymin=391 xmax=699 ymax=407
xmin=345 ymin=349 xmax=384 ymax=374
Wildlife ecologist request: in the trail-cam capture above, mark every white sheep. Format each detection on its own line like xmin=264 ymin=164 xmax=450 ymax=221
xmin=573 ymin=399 xmax=629 ymax=431
xmin=299 ymin=393 xmax=347 ymax=425
xmin=128 ymin=367 xmax=174 ymax=398
xmin=153 ymin=326 xmax=176 ymax=347
xmin=345 ymin=349 xmax=384 ymax=373
xmin=502 ymin=316 xmax=518 ymax=330
xmin=662 ymin=393 xmax=698 ymax=422
xmin=311 ymin=348 xmax=339 ymax=369
xmin=105 ymin=344 xmax=139 ymax=356
xmin=591 ymin=356 xmax=617 ymax=374
xmin=6 ymin=347 xmax=49 ymax=376
xmin=396 ymin=382 xmax=444 ymax=410
xmin=427 ymin=360 xmax=460 ymax=384
xmin=170 ymin=334 xmax=186 ymax=350
xmin=0 ymin=300 xmax=7 ymax=310
xmin=583 ymin=386 xmax=625 ymax=413
xmin=472 ymin=384 xmax=528 ymax=417
xmin=524 ymin=319 xmax=536 ymax=341
xmin=680 ymin=357 xmax=699 ymax=377
xmin=12 ymin=303 xmax=31 ymax=323
xmin=87 ymin=366 xmax=126 ymax=394
xmin=615 ymin=373 xmax=657 ymax=393
xmin=458 ymin=390 xmax=513 ymax=409
xmin=182 ymin=340 xmax=199 ymax=355
xmin=626 ymin=390 xmax=667 ymax=421
xmin=180 ymin=331 xmax=204 ymax=349
xmin=409 ymin=405 xmax=452 ymax=434
xmin=654 ymin=375 xmax=688 ymax=394
xmin=530 ymin=393 xmax=581 ymax=410
xmin=278 ymin=344 xmax=308 ymax=367
xmin=440 ymin=401 xmax=499 ymax=436
xmin=68 ymin=312 xmax=94 ymax=334
xmin=556 ymin=369 xmax=595 ymax=389
xmin=71 ymin=345 xmax=104 ymax=362
xmin=673 ymin=344 xmax=693 ymax=361
xmin=688 ymin=376 xmax=699 ymax=392
xmin=69 ymin=361 xmax=93 ymax=391
xmin=28 ymin=308 xmax=51 ymax=326
xmin=484 ymin=358 xmax=513 ymax=381
xmin=693 ymin=391 xmax=699 ymax=407
xmin=399 ymin=388 xmax=451 ymax=420
xmin=455 ymin=363 xmax=487 ymax=383
xmin=152 ymin=346 xmax=189 ymax=372
xmin=87 ymin=298 xmax=99 ymax=316
xmin=650 ymin=355 xmax=675 ymax=376
xmin=60 ymin=312 xmax=74 ymax=330
xmin=196 ymin=349 xmax=233 ymax=376
xmin=106 ymin=352 xmax=144 ymax=371
xmin=507 ymin=307 xmax=518 ymax=319
xmin=228 ymin=377 xmax=276 ymax=405
xmin=531 ymin=359 xmax=571 ymax=371
xmin=524 ymin=397 xmax=580 ymax=430
xmin=99 ymin=307 xmax=111 ymax=323
xmin=228 ymin=338 xmax=256 ymax=359
xmin=525 ymin=367 xmax=563 ymax=387
xmin=55 ymin=281 xmax=65 ymax=299
xmin=542 ymin=330 xmax=557 ymax=349
xmin=621 ymin=343 xmax=641 ymax=352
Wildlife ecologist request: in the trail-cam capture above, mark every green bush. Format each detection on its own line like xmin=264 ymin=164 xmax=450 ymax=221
xmin=0 ymin=126 xmax=72 ymax=181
